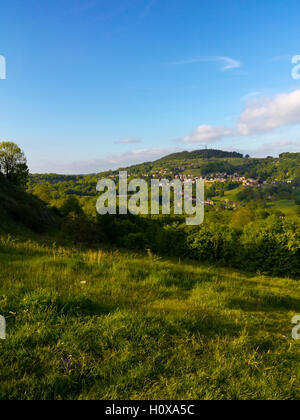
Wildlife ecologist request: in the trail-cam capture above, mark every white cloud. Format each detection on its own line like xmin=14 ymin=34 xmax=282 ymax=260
xmin=114 ymin=138 xmax=142 ymax=145
xmin=0 ymin=55 xmax=6 ymax=80
xmin=183 ymin=125 xmax=234 ymax=144
xmin=237 ymin=90 xmax=300 ymax=135
xmin=182 ymin=89 xmax=300 ymax=145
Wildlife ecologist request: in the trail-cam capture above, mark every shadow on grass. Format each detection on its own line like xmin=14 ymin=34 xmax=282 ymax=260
xmin=20 ymin=291 xmax=116 ymax=317
xmin=183 ymin=316 xmax=242 ymax=338
xmin=227 ymin=294 xmax=300 ymax=312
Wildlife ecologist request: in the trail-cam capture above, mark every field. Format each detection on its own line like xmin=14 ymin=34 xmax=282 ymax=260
xmin=0 ymin=235 xmax=299 ymax=400
xmin=211 ymin=185 xmax=244 ymax=203
xmin=268 ymin=200 xmax=298 ymax=216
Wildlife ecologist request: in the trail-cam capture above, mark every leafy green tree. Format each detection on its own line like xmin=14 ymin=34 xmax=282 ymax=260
xmin=0 ymin=142 xmax=29 ymax=188
xmin=60 ymin=195 xmax=84 ymax=216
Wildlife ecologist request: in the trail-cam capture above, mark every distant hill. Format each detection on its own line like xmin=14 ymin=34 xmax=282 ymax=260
xmin=28 ymin=149 xmax=300 ymax=201
xmin=0 ymin=174 xmax=59 ymax=233
xmin=157 ymin=149 xmax=244 ymax=162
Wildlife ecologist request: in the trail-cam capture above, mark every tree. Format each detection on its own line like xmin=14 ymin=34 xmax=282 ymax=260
xmin=60 ymin=195 xmax=84 ymax=216
xmin=0 ymin=142 xmax=29 ymax=188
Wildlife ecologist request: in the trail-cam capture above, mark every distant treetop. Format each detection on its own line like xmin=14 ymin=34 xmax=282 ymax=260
xmin=279 ymin=152 xmax=300 ymax=159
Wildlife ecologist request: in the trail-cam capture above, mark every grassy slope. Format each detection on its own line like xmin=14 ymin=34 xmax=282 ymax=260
xmin=0 ymin=175 xmax=59 ymax=235
xmin=0 ymin=235 xmax=299 ymax=400
xmin=211 ymin=186 xmax=244 ymax=204
xmin=268 ymin=200 xmax=298 ymax=216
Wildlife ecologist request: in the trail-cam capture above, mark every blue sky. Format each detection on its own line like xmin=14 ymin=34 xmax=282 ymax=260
xmin=1 ymin=0 xmax=300 ymax=173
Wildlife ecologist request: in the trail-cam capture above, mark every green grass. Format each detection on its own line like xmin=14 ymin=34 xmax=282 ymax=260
xmin=211 ymin=186 xmax=244 ymax=204
xmin=0 ymin=235 xmax=299 ymax=400
xmin=222 ymin=186 xmax=244 ymax=201
xmin=268 ymin=200 xmax=298 ymax=216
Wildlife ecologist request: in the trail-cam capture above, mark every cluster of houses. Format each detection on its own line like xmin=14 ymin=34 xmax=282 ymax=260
xmin=107 ymin=169 xmax=260 ymax=191
xmin=203 ymin=172 xmax=259 ymax=186
xmin=105 ymin=169 xmax=263 ymax=211
xmin=102 ymin=166 xmax=295 ymax=213
xmin=153 ymin=171 xmax=259 ymax=187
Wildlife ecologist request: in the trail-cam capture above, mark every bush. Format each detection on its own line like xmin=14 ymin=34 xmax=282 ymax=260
xmin=96 ymin=212 xmax=300 ymax=278
xmin=187 ymin=223 xmax=238 ymax=264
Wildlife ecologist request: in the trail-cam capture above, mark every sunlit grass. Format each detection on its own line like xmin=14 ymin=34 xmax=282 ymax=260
xmin=268 ymin=200 xmax=298 ymax=216
xmin=0 ymin=235 xmax=299 ymax=400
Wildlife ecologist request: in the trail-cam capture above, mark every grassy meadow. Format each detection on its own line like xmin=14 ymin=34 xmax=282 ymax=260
xmin=0 ymin=234 xmax=299 ymax=400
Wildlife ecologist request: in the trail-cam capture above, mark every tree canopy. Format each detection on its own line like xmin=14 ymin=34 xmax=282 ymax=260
xmin=0 ymin=142 xmax=29 ymax=188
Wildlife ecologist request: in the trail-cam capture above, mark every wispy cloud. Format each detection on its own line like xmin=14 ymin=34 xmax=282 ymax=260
xmin=220 ymin=57 xmax=242 ymax=71
xmin=169 ymin=56 xmax=242 ymax=71
xmin=270 ymin=139 xmax=293 ymax=148
xmin=114 ymin=138 xmax=142 ymax=145
xmin=30 ymin=147 xmax=180 ymax=175
xmin=239 ymin=139 xmax=300 ymax=158
xmin=242 ymin=91 xmax=262 ymax=101
xmin=0 ymin=55 xmax=6 ymax=80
